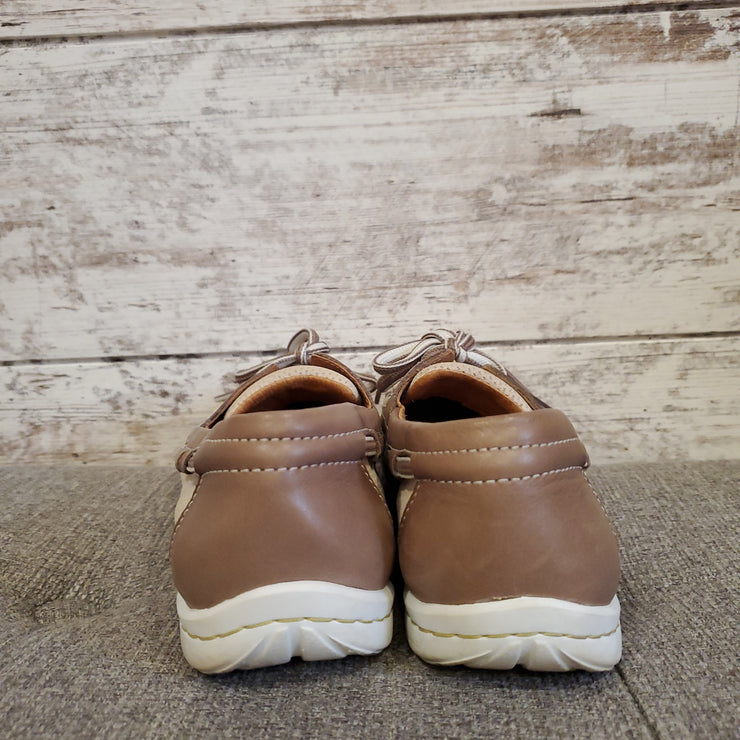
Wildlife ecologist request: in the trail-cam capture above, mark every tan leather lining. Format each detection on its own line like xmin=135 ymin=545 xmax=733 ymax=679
xmin=406 ymin=363 xmax=531 ymax=415
xmin=225 ymin=366 xmax=361 ymax=417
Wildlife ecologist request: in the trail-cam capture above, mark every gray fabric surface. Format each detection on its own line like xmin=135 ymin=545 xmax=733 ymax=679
xmin=0 ymin=462 xmax=737 ymax=738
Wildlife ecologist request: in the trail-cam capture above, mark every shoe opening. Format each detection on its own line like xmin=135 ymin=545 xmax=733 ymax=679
xmin=402 ymin=363 xmax=532 ymax=422
xmin=225 ymin=366 xmax=361 ymax=416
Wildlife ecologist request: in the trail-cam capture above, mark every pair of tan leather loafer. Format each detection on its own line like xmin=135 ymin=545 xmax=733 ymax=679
xmin=170 ymin=329 xmax=621 ymax=674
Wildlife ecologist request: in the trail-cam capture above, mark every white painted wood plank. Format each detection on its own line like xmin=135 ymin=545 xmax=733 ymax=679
xmin=2 ymin=337 xmax=738 ymax=465
xmin=0 ymin=1 xmax=727 ymax=40
xmin=1 ymin=10 xmax=739 ymax=361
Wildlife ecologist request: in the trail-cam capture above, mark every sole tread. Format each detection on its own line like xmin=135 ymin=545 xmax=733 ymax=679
xmin=405 ymin=592 xmax=622 ymax=672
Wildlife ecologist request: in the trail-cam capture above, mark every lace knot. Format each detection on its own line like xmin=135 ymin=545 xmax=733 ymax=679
xmin=233 ymin=329 xmax=330 ymax=384
xmin=442 ymin=330 xmax=475 ymax=362
xmin=372 ymin=329 xmax=506 ymax=399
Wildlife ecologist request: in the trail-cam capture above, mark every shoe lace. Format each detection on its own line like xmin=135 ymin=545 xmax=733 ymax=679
xmin=233 ymin=329 xmax=330 ymax=384
xmin=230 ymin=329 xmax=376 ymax=393
xmin=372 ymin=329 xmax=506 ymax=398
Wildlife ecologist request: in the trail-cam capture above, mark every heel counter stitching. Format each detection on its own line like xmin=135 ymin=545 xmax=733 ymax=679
xmin=399 ymin=481 xmax=421 ymax=530
xmin=359 ymin=460 xmax=393 ymax=521
xmin=170 ymin=474 xmax=205 ymax=555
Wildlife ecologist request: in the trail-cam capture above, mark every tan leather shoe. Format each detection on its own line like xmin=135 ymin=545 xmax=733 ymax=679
xmin=374 ymin=330 xmax=621 ymax=672
xmin=171 ymin=330 xmax=395 ymax=673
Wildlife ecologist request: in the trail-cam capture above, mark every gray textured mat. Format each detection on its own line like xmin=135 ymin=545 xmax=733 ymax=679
xmin=1 ymin=462 xmax=737 ymax=738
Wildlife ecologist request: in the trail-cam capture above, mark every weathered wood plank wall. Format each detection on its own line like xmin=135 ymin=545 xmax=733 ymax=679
xmin=3 ymin=338 xmax=737 ymax=464
xmin=0 ymin=1 xmax=731 ymax=39
xmin=1 ymin=2 xmax=739 ymax=464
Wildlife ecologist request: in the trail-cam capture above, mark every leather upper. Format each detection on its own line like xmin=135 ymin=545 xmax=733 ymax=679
xmin=170 ymin=354 xmax=394 ymax=610
xmin=384 ymin=352 xmax=620 ymax=607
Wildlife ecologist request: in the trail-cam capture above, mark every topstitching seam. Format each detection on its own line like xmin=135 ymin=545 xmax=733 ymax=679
xmin=388 ymin=437 xmax=578 ymax=455
xmin=171 ymin=474 xmax=204 ymax=546
xmin=424 ymin=464 xmax=584 ymax=485
xmin=202 ymin=460 xmax=357 ymax=474
xmin=206 ymin=430 xmax=368 ymax=443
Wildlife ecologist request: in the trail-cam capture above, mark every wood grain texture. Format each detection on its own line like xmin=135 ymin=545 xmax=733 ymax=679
xmin=2 ymin=338 xmax=737 ymax=465
xmin=2 ymin=7 xmax=738 ymax=466
xmin=0 ymin=1 xmax=729 ymax=40
xmin=2 ymin=8 xmax=738 ymax=361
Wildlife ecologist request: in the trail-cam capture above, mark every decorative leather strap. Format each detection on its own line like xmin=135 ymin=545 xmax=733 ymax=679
xmin=176 ymin=411 xmax=384 ymax=475
xmin=385 ymin=408 xmax=588 ymax=482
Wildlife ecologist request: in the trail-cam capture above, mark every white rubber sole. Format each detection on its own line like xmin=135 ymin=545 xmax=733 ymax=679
xmin=405 ymin=591 xmax=621 ymax=672
xmin=177 ymin=581 xmax=394 ymax=673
